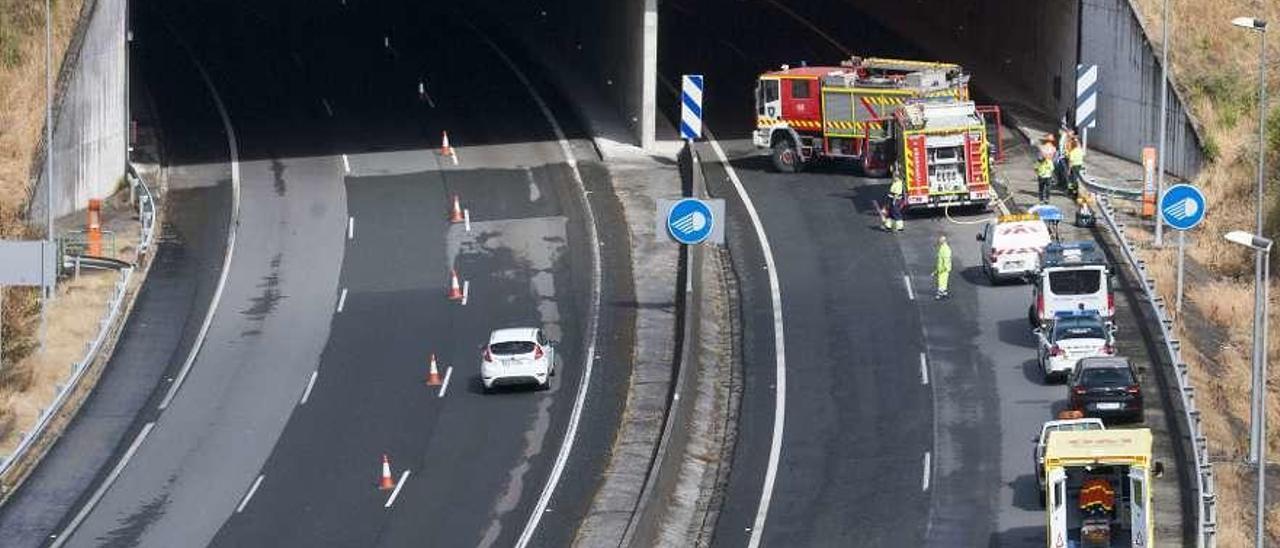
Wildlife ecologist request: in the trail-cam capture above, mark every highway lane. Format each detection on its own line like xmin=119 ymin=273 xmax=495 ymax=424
xmin=53 ymin=2 xmax=624 ymax=547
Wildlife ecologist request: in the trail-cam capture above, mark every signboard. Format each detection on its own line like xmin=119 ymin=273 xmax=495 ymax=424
xmin=0 ymin=241 xmax=57 ymax=288
xmin=1160 ymin=184 xmax=1206 ymax=231
xmin=656 ymin=198 xmax=724 ymax=245
xmin=680 ymin=74 xmax=704 ymax=141
xmin=1076 ymin=64 xmax=1098 ymax=129
xmin=1141 ymin=147 xmax=1156 ymax=218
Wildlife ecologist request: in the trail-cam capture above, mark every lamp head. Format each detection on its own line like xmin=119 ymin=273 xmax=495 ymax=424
xmin=1232 ymin=17 xmax=1267 ymax=31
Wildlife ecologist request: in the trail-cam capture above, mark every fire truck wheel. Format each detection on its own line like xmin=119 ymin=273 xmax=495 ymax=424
xmin=771 ymin=140 xmax=800 ymax=173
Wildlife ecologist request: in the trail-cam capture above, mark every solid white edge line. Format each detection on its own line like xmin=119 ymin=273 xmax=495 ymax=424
xmin=904 ymin=274 xmax=915 ymax=301
xmin=922 ymin=451 xmax=932 ymax=491
xmin=705 ymin=135 xmax=788 ymax=548
xmin=300 ymin=370 xmax=318 ymax=405
xmin=461 ymin=280 xmax=470 ymax=306
xmin=469 ymin=26 xmax=602 ymax=548
xmin=384 ymin=470 xmax=411 ymax=508
xmin=919 ymin=352 xmax=929 ymax=385
xmin=337 ymin=288 xmax=348 ymax=313
xmin=50 ymin=422 xmax=155 ymax=548
xmin=236 ymin=474 xmax=265 ymax=513
xmin=347 ymin=216 xmax=354 ymax=240
xmin=439 ymin=366 xmax=453 ymax=398
xmin=158 ymin=23 xmax=241 ymax=413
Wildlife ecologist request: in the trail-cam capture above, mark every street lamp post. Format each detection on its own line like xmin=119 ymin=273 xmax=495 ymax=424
xmin=1155 ymin=0 xmax=1169 ymax=247
xmin=1233 ymin=15 xmax=1269 ymax=469
xmin=1226 ymin=229 xmax=1274 ymax=548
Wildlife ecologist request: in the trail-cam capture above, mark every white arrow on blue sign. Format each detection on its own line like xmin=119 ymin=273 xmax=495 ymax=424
xmin=667 ymin=198 xmax=714 ymax=244
xmin=1159 ymin=183 xmax=1206 ymax=231
xmin=681 ymin=75 xmax=704 ymax=141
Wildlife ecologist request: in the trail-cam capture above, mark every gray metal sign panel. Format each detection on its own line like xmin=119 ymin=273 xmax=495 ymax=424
xmin=0 ymin=241 xmax=57 ymax=287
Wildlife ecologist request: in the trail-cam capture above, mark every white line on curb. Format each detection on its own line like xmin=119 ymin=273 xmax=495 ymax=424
xmin=464 ymin=209 xmax=471 ymax=232
xmin=384 ymin=470 xmax=410 ymax=508
xmin=922 ymin=452 xmax=932 ymax=491
xmin=159 ymin=26 xmax=242 ymax=412
xmin=475 ymin=26 xmax=602 ymax=548
xmin=707 ymin=135 xmax=788 ymax=548
xmin=919 ymin=352 xmax=929 ymax=385
xmin=300 ymin=370 xmax=318 ymax=405
xmin=337 ymin=288 xmax=348 ymax=313
xmin=461 ymin=280 xmax=470 ymax=306
xmin=237 ymin=475 xmax=265 ymax=513
xmin=904 ymin=274 xmax=915 ymax=301
xmin=439 ymin=366 xmax=453 ymax=398
xmin=342 ymin=154 xmax=350 ymax=174
xmin=51 ymin=422 xmax=155 ymax=547
xmin=347 ymin=216 xmax=354 ymax=240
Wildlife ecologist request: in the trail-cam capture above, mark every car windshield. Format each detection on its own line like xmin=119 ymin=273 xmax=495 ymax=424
xmin=490 ymin=341 xmax=536 ymax=355
xmin=1080 ymin=366 xmax=1133 ymax=386
xmin=1054 ymin=318 xmax=1106 ymax=340
xmin=1048 ymin=269 xmax=1102 ymax=295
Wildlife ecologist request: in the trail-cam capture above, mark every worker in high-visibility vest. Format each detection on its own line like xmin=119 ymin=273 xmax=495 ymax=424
xmin=1036 ymin=154 xmax=1054 ymax=204
xmin=883 ymin=176 xmax=904 ymax=232
xmin=1068 ymin=136 xmax=1086 ymax=197
xmin=934 ymin=234 xmax=952 ymax=300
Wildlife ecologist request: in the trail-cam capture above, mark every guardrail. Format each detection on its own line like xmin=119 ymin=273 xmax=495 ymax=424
xmin=0 ymin=163 xmax=158 ymax=488
xmin=1091 ymin=189 xmax=1216 ymax=547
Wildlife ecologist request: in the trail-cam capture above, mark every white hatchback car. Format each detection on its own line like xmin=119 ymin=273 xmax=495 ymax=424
xmin=481 ymin=327 xmax=556 ymax=391
xmin=1034 ymin=310 xmax=1116 ymax=382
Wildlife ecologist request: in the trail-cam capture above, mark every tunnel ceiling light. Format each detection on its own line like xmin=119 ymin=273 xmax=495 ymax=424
xmin=1232 ymin=17 xmax=1267 ymax=31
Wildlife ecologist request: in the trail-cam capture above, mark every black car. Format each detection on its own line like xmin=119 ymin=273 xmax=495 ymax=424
xmin=1067 ymin=357 xmax=1143 ymax=423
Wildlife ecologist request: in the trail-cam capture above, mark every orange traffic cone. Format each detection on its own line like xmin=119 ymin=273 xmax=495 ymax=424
xmin=449 ymin=194 xmax=464 ymax=223
xmin=427 ymin=354 xmax=443 ymax=386
xmin=379 ymin=454 xmax=395 ymax=490
xmin=441 ymin=131 xmax=454 ymax=158
xmin=448 ymin=269 xmax=463 ymax=300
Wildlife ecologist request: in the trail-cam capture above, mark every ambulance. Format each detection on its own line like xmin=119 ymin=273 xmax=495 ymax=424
xmin=976 ymin=213 xmax=1052 ymax=283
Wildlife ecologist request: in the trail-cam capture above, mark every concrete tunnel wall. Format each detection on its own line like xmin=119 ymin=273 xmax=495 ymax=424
xmin=28 ymin=0 xmax=128 ymax=227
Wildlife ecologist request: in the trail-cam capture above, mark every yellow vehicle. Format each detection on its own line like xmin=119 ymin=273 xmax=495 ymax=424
xmin=1043 ymin=428 xmax=1160 ymax=548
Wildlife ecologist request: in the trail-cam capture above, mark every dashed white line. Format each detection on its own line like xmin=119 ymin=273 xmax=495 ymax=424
xmin=919 ymin=352 xmax=929 ymax=385
xmin=300 ymin=370 xmax=318 ymax=405
xmin=347 ymin=216 xmax=354 ymax=240
xmin=922 ymin=452 xmax=932 ymax=491
xmin=384 ymin=470 xmax=410 ymax=508
xmin=321 ymin=98 xmax=333 ymax=117
xmin=342 ymin=154 xmax=351 ymax=174
xmin=903 ymin=274 xmax=915 ymax=301
xmin=461 ymin=280 xmax=470 ymax=306
xmin=438 ymin=366 xmax=453 ymax=398
xmin=52 ymin=422 xmax=156 ymax=547
xmin=337 ymin=288 xmax=348 ymax=313
xmin=464 ymin=208 xmax=471 ymax=232
xmin=237 ymin=475 xmax=265 ymax=513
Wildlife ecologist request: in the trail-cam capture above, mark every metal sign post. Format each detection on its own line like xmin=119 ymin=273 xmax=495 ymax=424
xmin=1159 ymin=184 xmax=1207 ymax=313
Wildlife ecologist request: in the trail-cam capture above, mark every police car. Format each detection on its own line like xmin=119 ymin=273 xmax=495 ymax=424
xmin=1034 ymin=309 xmax=1117 ymax=382
xmin=1028 ymin=241 xmax=1114 ymax=327
xmin=976 ymin=213 xmax=1052 ymax=283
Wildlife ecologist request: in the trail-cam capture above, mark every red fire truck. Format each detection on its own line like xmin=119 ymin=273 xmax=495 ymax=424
xmin=753 ymin=57 xmax=1000 ymax=210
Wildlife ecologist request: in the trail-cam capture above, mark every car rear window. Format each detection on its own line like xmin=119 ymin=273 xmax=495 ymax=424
xmin=1054 ymin=319 xmax=1105 ymax=340
xmin=1048 ymin=270 xmax=1102 ymax=295
xmin=490 ymin=341 xmax=536 ymax=355
xmin=1080 ymin=366 xmax=1133 ymax=386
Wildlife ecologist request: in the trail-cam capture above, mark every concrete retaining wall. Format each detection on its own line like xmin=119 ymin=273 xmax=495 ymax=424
xmin=28 ymin=0 xmax=127 ymax=226
xmin=1079 ymin=0 xmax=1202 ymax=179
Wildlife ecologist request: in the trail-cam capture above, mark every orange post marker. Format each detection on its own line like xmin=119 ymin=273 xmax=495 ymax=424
xmin=1141 ymin=146 xmax=1157 ymax=218
xmin=87 ymin=198 xmax=103 ymax=256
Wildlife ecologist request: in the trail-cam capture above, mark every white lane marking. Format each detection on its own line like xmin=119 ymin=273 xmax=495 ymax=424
xmin=51 ymin=422 xmax=155 ymax=547
xmin=384 ymin=470 xmax=411 ymax=508
xmin=336 ymin=288 xmax=348 ymax=313
xmin=237 ymin=474 xmax=265 ymax=513
xmin=159 ymin=23 xmax=242 ymax=412
xmin=342 ymin=154 xmax=351 ymax=174
xmin=347 ymin=216 xmax=354 ymax=240
xmin=471 ymin=25 xmax=602 ymax=548
xmin=919 ymin=352 xmax=929 ymax=385
xmin=300 ymin=370 xmax=318 ymax=405
xmin=922 ymin=452 xmax=932 ymax=491
xmin=464 ymin=209 xmax=471 ymax=232
xmin=903 ymin=274 xmax=915 ymax=301
xmin=439 ymin=366 xmax=453 ymax=398
xmin=321 ymin=98 xmax=333 ymax=117
xmin=461 ymin=280 xmax=470 ymax=306
xmin=706 ymin=135 xmax=788 ymax=548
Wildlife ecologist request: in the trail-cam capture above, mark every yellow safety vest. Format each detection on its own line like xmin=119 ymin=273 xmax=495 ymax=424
xmin=889 ymin=177 xmax=903 ymax=198
xmin=1036 ymin=158 xmax=1054 ymax=178
xmin=1069 ymin=146 xmax=1085 ymax=167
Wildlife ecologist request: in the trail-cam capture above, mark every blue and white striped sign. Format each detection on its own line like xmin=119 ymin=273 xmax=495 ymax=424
xmin=1075 ymin=64 xmax=1098 ymax=129
xmin=680 ymin=74 xmax=704 ymax=140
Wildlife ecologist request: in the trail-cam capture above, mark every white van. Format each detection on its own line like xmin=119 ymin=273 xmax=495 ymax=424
xmin=976 ymin=214 xmax=1052 ymax=283
xmin=1028 ymin=242 xmax=1114 ymax=327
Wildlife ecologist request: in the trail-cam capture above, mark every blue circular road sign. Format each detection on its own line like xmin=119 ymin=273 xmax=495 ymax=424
xmin=1159 ymin=183 xmax=1206 ymax=231
xmin=667 ymin=198 xmax=715 ymax=245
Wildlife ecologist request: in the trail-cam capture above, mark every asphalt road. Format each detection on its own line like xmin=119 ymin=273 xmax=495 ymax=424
xmin=39 ymin=2 xmax=627 ymax=547
xmin=662 ymin=1 xmax=1178 ymax=546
